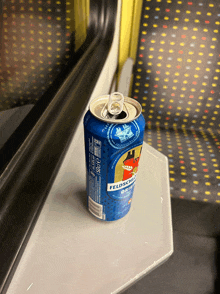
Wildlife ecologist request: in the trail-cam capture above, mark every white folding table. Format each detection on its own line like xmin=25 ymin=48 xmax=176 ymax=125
xmin=6 ymin=134 xmax=173 ymax=294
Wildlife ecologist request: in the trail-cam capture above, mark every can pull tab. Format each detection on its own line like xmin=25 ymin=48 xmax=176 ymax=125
xmin=107 ymin=92 xmax=124 ymax=116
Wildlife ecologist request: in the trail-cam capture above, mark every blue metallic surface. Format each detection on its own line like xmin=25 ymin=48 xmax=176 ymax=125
xmin=84 ymin=110 xmax=145 ymax=221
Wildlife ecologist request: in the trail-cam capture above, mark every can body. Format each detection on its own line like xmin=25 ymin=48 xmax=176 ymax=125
xmin=83 ymin=110 xmax=145 ymax=221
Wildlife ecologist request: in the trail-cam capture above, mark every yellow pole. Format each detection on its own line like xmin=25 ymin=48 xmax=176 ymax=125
xmin=118 ymin=0 xmax=135 ymax=80
xmin=118 ymin=0 xmax=143 ymax=93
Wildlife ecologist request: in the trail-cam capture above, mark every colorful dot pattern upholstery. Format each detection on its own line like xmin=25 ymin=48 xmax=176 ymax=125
xmin=0 ymin=0 xmax=72 ymax=111
xmin=132 ymin=0 xmax=220 ymax=203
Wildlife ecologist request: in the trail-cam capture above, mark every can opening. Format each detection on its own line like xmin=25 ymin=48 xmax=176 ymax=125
xmin=102 ymin=109 xmax=128 ymax=120
xmin=115 ymin=110 xmax=127 ymax=119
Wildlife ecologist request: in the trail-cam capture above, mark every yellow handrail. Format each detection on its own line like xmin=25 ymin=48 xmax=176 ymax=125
xmin=118 ymin=0 xmax=143 ymax=93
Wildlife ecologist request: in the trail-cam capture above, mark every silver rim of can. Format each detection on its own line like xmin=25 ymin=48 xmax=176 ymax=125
xmin=89 ymin=95 xmax=142 ymax=124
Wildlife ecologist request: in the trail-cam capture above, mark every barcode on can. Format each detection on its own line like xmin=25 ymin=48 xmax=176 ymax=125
xmin=89 ymin=197 xmax=103 ymax=219
xmin=94 ymin=139 xmax=101 ymax=158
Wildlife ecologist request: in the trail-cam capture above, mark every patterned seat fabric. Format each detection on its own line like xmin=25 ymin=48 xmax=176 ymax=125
xmin=0 ymin=0 xmax=72 ymax=111
xmin=132 ymin=0 xmax=220 ymax=203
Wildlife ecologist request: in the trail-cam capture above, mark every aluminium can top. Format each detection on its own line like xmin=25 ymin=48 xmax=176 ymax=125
xmin=89 ymin=93 xmax=142 ymax=124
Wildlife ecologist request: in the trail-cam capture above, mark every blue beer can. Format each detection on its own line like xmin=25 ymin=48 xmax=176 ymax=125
xmin=83 ymin=92 xmax=145 ymax=221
